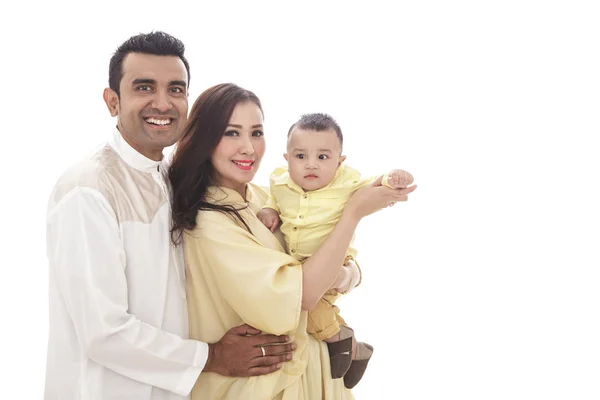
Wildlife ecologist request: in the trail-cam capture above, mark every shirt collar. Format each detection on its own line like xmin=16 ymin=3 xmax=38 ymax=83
xmin=108 ymin=128 xmax=163 ymax=173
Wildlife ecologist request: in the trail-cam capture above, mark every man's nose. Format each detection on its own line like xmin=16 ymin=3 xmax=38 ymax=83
xmin=151 ymin=91 xmax=172 ymax=113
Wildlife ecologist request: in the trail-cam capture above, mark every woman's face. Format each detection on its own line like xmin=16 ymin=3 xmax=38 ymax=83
xmin=211 ymin=101 xmax=265 ymax=194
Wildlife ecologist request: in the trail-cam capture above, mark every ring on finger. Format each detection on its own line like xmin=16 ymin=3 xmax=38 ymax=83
xmin=260 ymin=346 xmax=266 ymax=357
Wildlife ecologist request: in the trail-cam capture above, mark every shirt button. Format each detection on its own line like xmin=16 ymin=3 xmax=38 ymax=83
xmin=299 ymin=215 xmax=304 ymax=219
xmin=303 ymin=194 xmax=308 ymax=199
xmin=291 ymin=249 xmax=296 ymax=253
xmin=293 ymin=227 xmax=298 ymax=231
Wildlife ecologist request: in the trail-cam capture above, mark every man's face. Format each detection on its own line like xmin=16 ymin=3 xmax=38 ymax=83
xmin=285 ymin=128 xmax=345 ymax=191
xmin=104 ymin=53 xmax=189 ymax=161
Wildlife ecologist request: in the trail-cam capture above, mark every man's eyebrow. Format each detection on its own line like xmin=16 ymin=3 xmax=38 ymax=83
xmin=130 ymin=79 xmax=187 ymax=87
xmin=169 ymin=80 xmax=187 ymax=87
xmin=131 ymin=78 xmax=156 ymax=85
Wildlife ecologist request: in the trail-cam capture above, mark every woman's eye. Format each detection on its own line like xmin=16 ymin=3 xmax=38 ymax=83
xmin=224 ymin=130 xmax=239 ymax=137
xmin=252 ymin=130 xmax=264 ymax=137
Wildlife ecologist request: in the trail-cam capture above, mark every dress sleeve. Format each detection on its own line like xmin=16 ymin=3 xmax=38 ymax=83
xmin=185 ymin=213 xmax=303 ymax=335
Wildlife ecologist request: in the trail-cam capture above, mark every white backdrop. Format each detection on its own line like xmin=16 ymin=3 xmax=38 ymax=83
xmin=2 ymin=1 xmax=599 ymax=399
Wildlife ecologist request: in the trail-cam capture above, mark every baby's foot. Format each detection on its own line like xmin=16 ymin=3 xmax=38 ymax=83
xmin=382 ymin=169 xmax=414 ymax=189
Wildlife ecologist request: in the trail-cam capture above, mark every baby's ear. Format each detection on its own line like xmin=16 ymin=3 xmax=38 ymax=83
xmin=283 ymin=153 xmax=289 ymax=162
xmin=338 ymin=155 xmax=347 ymax=166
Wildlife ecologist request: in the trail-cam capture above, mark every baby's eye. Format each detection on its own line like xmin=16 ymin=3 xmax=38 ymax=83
xmin=296 ymin=154 xmax=305 ymax=159
xmin=318 ymin=154 xmax=329 ymax=160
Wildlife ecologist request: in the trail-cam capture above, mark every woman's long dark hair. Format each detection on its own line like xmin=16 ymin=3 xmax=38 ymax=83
xmin=169 ymin=83 xmax=263 ymax=245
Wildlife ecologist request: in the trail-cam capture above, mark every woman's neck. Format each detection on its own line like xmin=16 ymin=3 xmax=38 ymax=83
xmin=216 ymin=182 xmax=247 ymax=201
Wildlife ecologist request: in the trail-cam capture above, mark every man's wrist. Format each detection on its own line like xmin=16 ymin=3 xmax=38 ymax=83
xmin=202 ymin=343 xmax=215 ymax=372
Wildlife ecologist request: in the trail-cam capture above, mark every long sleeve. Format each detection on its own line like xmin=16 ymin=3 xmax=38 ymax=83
xmin=185 ymin=211 xmax=303 ymax=336
xmin=47 ymin=186 xmax=207 ymax=396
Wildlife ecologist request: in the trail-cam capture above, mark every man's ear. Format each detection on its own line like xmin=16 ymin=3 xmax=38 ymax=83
xmin=283 ymin=153 xmax=289 ymax=162
xmin=338 ymin=155 xmax=347 ymax=166
xmin=103 ymin=88 xmax=119 ymax=117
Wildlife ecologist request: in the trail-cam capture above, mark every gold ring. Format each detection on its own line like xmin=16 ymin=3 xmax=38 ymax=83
xmin=260 ymin=346 xmax=266 ymax=357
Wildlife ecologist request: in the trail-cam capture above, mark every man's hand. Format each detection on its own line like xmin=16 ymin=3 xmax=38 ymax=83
xmin=202 ymin=324 xmax=296 ymax=377
xmin=257 ymin=208 xmax=281 ymax=232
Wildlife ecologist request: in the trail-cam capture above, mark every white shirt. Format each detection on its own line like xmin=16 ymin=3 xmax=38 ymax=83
xmin=45 ymin=130 xmax=208 ymax=399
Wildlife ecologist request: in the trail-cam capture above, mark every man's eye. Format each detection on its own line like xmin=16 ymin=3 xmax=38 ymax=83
xmin=170 ymin=87 xmax=185 ymax=94
xmin=137 ymin=85 xmax=152 ymax=91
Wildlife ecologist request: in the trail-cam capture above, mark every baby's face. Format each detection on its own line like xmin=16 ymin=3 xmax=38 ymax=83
xmin=285 ymin=128 xmax=345 ymax=191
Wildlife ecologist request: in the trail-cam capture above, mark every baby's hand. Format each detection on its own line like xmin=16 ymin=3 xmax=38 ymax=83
xmin=381 ymin=169 xmax=414 ymax=189
xmin=257 ymin=208 xmax=281 ymax=232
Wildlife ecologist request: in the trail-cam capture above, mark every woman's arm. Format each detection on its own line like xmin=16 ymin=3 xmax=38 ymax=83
xmin=300 ymin=183 xmax=417 ymax=310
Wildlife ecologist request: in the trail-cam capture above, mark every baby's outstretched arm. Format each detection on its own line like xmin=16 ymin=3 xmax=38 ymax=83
xmin=257 ymin=208 xmax=281 ymax=232
xmin=380 ymin=169 xmax=414 ymax=189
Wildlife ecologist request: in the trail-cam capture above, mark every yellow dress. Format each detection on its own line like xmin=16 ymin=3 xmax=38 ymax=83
xmin=183 ymin=184 xmax=355 ymax=400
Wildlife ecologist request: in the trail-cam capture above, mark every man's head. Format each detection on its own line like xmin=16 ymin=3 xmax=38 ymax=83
xmin=103 ymin=31 xmax=190 ymax=161
xmin=285 ymin=113 xmax=346 ymax=191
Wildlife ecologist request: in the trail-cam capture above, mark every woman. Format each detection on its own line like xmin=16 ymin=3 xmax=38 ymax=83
xmin=169 ymin=83 xmax=415 ymax=399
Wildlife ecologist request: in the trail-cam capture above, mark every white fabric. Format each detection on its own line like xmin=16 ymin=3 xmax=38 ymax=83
xmin=45 ymin=130 xmax=208 ymax=399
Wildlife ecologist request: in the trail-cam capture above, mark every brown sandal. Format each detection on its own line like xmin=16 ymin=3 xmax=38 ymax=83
xmin=343 ymin=342 xmax=374 ymax=388
xmin=326 ymin=325 xmax=354 ymax=379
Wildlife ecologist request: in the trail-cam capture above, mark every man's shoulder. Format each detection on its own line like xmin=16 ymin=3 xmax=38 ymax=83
xmin=50 ymin=143 xmax=121 ymax=205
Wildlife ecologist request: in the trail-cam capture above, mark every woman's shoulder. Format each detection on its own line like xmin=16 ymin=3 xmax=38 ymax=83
xmin=247 ymin=183 xmax=269 ymax=208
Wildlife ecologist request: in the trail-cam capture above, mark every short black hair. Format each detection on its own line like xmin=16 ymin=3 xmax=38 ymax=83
xmin=287 ymin=113 xmax=343 ymax=148
xmin=108 ymin=31 xmax=190 ymax=96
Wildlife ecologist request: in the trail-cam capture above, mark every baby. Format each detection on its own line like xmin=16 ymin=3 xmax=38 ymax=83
xmin=257 ymin=113 xmax=414 ymax=388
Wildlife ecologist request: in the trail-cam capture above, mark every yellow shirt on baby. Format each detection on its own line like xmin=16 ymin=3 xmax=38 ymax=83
xmin=264 ymin=164 xmax=373 ymax=261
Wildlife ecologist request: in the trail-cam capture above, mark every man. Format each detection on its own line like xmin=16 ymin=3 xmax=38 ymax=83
xmin=45 ymin=31 xmax=296 ymax=399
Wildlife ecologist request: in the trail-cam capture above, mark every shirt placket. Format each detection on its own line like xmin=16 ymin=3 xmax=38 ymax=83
xmin=289 ymin=192 xmax=309 ymax=256
xmin=152 ymin=167 xmax=187 ymax=301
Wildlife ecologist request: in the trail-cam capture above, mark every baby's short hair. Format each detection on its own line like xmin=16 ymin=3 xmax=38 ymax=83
xmin=287 ymin=113 xmax=343 ymax=148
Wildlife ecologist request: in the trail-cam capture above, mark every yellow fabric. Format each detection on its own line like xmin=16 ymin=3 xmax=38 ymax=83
xmin=307 ymin=290 xmax=346 ymax=341
xmin=264 ymin=164 xmax=374 ymax=261
xmin=184 ymin=183 xmax=354 ymax=400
